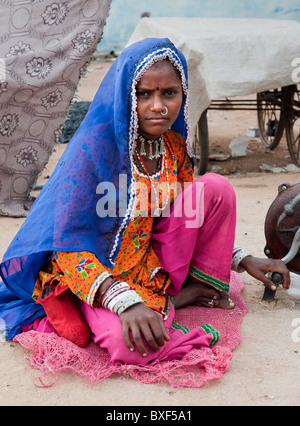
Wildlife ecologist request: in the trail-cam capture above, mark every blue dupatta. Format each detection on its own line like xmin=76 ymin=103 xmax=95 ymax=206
xmin=0 ymin=38 xmax=193 ymax=339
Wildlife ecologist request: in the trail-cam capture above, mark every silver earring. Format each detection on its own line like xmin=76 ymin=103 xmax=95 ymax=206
xmin=161 ymin=106 xmax=168 ymax=116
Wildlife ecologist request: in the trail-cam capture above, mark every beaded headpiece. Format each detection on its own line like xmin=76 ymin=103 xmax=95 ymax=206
xmin=110 ymin=43 xmax=193 ymax=261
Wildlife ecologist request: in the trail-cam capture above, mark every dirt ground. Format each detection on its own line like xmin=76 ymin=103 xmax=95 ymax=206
xmin=207 ymin=107 xmax=294 ymax=174
xmin=0 ymin=61 xmax=300 ymax=407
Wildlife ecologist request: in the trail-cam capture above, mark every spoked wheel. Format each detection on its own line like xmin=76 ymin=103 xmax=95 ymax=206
xmin=285 ymin=84 xmax=300 ymax=167
xmin=257 ymin=89 xmax=285 ymax=150
xmin=193 ymin=110 xmax=209 ymax=175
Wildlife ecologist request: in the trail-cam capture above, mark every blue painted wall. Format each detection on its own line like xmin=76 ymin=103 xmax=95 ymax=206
xmin=98 ymin=0 xmax=300 ymax=53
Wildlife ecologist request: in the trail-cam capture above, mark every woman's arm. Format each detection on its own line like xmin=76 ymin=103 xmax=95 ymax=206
xmin=55 ymin=251 xmax=113 ymax=307
xmin=95 ymin=277 xmax=170 ymax=356
xmin=239 ymin=255 xmax=290 ymax=291
xmin=232 ymin=245 xmax=290 ymax=290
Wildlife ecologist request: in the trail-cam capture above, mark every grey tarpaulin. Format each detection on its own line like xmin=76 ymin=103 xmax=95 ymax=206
xmin=128 ymin=17 xmax=300 ymax=138
xmin=0 ymin=0 xmax=111 ymax=217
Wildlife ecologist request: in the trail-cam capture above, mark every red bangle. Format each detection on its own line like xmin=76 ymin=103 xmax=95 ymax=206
xmin=95 ymin=279 xmax=117 ymax=307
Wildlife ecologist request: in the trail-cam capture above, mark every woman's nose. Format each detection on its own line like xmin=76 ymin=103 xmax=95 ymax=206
xmin=150 ymin=94 xmax=164 ymax=112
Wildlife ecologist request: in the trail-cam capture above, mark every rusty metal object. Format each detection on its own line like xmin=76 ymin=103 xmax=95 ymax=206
xmin=263 ymin=183 xmax=300 ymax=301
xmin=264 ymin=182 xmax=300 ymax=273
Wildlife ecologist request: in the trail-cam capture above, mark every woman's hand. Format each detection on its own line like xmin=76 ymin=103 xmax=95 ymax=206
xmin=240 ymin=256 xmax=290 ymax=291
xmin=119 ymin=303 xmax=170 ymax=357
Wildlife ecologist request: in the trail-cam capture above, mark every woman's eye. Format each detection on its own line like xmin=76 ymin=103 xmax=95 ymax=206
xmin=165 ymin=90 xmax=177 ymax=96
xmin=137 ymin=91 xmax=149 ymax=97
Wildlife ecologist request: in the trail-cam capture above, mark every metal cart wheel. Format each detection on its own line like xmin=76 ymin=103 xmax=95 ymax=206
xmin=257 ymin=89 xmax=285 ymax=150
xmin=193 ymin=110 xmax=209 ymax=175
xmin=285 ymin=84 xmax=300 ymax=167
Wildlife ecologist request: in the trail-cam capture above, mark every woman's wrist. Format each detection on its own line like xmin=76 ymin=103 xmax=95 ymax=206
xmin=238 ymin=254 xmax=253 ymax=270
xmin=94 ymin=276 xmax=115 ymax=307
xmin=232 ymin=246 xmax=252 ymax=272
xmin=95 ymin=278 xmax=144 ymax=315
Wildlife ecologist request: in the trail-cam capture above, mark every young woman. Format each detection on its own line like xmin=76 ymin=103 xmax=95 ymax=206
xmin=0 ymin=38 xmax=290 ymax=365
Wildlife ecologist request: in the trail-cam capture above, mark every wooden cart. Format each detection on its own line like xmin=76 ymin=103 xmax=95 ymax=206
xmin=194 ymin=84 xmax=300 ymax=175
xmin=128 ymin=18 xmax=300 ymax=174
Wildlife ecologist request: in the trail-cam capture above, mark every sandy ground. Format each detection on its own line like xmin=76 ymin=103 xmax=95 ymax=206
xmin=1 ymin=61 xmax=300 ymax=407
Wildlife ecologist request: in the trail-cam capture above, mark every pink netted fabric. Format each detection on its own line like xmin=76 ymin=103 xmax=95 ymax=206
xmin=14 ymin=271 xmax=247 ymax=388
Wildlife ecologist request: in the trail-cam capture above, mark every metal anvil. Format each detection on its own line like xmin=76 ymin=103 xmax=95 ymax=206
xmin=263 ymin=183 xmax=300 ymax=301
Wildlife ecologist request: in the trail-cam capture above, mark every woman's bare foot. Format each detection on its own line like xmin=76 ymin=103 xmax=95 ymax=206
xmin=173 ymin=278 xmax=235 ymax=310
xmin=214 ymin=292 xmax=235 ymax=310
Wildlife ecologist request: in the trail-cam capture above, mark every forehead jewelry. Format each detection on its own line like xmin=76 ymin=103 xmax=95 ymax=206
xmin=161 ymin=106 xmax=168 ymax=116
xmin=138 ymin=133 xmax=166 ymax=160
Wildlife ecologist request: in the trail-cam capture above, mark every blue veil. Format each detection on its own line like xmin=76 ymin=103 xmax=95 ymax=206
xmin=0 ymin=38 xmax=193 ymax=339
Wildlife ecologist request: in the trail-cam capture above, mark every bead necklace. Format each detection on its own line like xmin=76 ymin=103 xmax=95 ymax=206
xmin=135 ymin=149 xmax=170 ymax=217
xmin=138 ymin=133 xmax=166 ymax=160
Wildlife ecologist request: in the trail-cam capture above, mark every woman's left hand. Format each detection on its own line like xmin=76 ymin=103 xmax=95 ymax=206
xmin=239 ymin=256 xmax=290 ymax=291
xmin=120 ymin=303 xmax=170 ymax=357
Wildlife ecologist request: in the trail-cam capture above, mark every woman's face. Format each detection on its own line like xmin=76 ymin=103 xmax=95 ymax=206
xmin=136 ymin=60 xmax=183 ymax=140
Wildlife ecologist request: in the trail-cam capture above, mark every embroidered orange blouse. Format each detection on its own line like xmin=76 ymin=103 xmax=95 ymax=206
xmin=33 ymin=130 xmax=193 ymax=317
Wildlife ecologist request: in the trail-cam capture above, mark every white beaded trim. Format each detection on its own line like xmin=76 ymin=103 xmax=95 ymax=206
xmin=150 ymin=266 xmax=162 ymax=282
xmin=132 ymin=48 xmax=193 ymax=158
xmin=132 ymin=152 xmax=165 ymax=179
xmin=87 ymin=270 xmax=111 ymax=307
xmin=108 ymin=46 xmax=193 ymax=264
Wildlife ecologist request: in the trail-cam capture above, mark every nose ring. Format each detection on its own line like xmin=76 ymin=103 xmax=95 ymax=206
xmin=161 ymin=106 xmax=168 ymax=116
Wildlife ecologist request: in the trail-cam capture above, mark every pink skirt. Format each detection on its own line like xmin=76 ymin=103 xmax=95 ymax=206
xmin=152 ymin=173 xmax=236 ymax=294
xmin=23 ymin=173 xmax=237 ymax=365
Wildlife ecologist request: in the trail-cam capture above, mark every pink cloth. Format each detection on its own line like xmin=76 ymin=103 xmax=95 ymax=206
xmin=22 ymin=173 xmax=237 ymax=367
xmin=15 ymin=271 xmax=247 ymax=388
xmin=152 ymin=173 xmax=236 ymax=293
xmin=22 ymin=317 xmax=57 ymax=335
xmin=79 ymin=303 xmax=212 ymax=365
xmin=22 ymin=303 xmax=215 ymax=366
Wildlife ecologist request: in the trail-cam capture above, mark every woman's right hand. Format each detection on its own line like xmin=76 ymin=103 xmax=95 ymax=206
xmin=119 ymin=303 xmax=170 ymax=357
xmin=239 ymin=256 xmax=290 ymax=290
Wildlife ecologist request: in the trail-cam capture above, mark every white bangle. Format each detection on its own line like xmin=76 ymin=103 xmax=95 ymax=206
xmin=109 ymin=290 xmax=144 ymax=315
xmin=232 ymin=247 xmax=252 ymax=272
xmin=101 ymin=281 xmax=144 ymax=315
xmin=102 ymin=281 xmax=130 ymax=307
